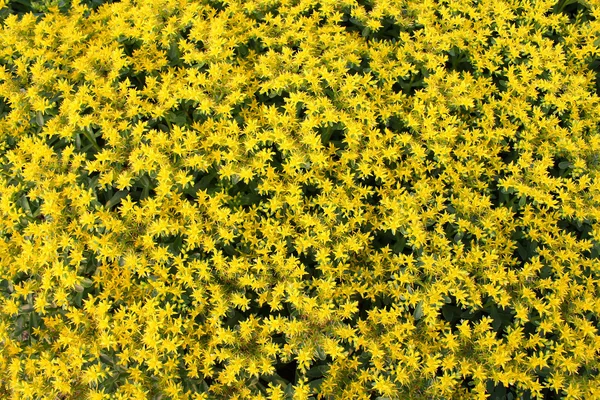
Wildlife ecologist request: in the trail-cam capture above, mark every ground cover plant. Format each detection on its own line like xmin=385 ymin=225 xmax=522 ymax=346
xmin=1 ymin=0 xmax=600 ymax=398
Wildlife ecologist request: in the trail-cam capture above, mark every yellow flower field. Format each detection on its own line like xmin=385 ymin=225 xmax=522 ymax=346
xmin=1 ymin=0 xmax=600 ymax=398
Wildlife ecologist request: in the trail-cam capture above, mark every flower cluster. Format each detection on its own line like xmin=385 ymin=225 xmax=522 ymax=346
xmin=1 ymin=0 xmax=600 ymax=399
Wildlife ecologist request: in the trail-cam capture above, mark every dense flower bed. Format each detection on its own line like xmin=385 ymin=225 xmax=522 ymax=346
xmin=1 ymin=0 xmax=600 ymax=398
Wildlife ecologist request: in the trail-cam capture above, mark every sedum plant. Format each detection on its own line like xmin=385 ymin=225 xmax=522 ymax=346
xmin=0 ymin=0 xmax=600 ymax=399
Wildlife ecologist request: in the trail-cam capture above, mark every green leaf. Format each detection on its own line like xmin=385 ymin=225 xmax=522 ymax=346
xmin=558 ymin=161 xmax=572 ymax=169
xmin=442 ymin=304 xmax=462 ymax=322
xmin=392 ymin=235 xmax=406 ymax=253
xmin=261 ymin=372 xmax=289 ymax=386
xmin=105 ymin=190 xmax=128 ymax=209
xmin=83 ymin=127 xmax=101 ymax=151
xmin=81 ymin=278 xmax=94 ymax=288
xmin=20 ymin=195 xmax=33 ymax=217
xmin=308 ymin=378 xmax=324 ymax=392
xmin=36 ymin=111 xmax=44 ymax=127
xmin=315 ymin=347 xmax=327 ymax=360
xmin=20 ymin=304 xmax=33 ymax=313
xmin=414 ymin=301 xmax=423 ymax=321
xmin=74 ymin=289 xmax=84 ymax=306
xmin=306 ymin=364 xmax=329 ymax=379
